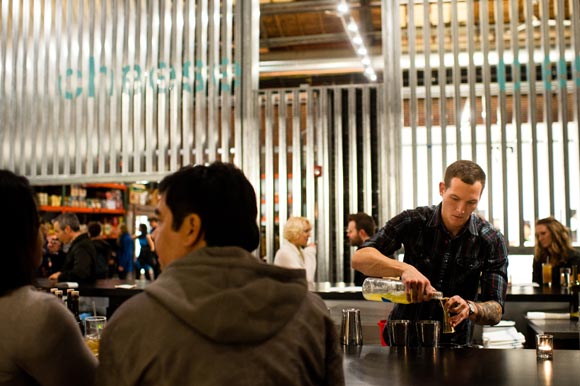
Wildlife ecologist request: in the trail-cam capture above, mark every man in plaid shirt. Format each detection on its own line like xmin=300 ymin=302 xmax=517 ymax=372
xmin=353 ymin=160 xmax=508 ymax=347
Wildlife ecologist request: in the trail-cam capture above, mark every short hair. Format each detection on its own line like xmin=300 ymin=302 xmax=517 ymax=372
xmin=444 ymin=160 xmax=486 ymax=191
xmin=534 ymin=216 xmax=573 ymax=265
xmin=158 ymin=162 xmax=259 ymax=252
xmin=283 ymin=217 xmax=311 ymax=244
xmin=348 ymin=213 xmax=376 ymax=236
xmin=148 ymin=216 xmax=158 ymax=223
xmin=53 ymin=212 xmax=81 ymax=232
xmin=0 ymin=170 xmax=40 ymax=294
xmin=119 ymin=224 xmax=129 ymax=234
xmin=87 ymin=221 xmax=102 ymax=238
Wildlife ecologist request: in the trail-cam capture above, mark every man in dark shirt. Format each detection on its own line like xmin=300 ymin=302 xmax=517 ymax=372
xmin=346 ymin=212 xmax=377 ymax=286
xmin=88 ymin=221 xmax=113 ymax=279
xmin=352 ymin=160 xmax=508 ymax=346
xmin=48 ymin=213 xmax=97 ymax=283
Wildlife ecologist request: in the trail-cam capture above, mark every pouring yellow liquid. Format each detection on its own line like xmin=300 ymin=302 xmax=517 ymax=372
xmin=363 ymin=292 xmax=411 ymax=304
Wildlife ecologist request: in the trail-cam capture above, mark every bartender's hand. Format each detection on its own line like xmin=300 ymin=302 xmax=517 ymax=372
xmin=48 ymin=271 xmax=61 ymax=281
xmin=400 ymin=266 xmax=438 ymax=303
xmin=443 ymin=296 xmax=472 ymax=328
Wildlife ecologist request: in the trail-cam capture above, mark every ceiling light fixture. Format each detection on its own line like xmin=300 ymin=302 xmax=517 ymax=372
xmin=337 ymin=1 xmax=378 ymax=82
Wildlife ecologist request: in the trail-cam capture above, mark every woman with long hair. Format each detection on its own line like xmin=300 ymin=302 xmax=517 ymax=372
xmin=0 ymin=170 xmax=97 ymax=386
xmin=532 ymin=216 xmax=580 ymax=286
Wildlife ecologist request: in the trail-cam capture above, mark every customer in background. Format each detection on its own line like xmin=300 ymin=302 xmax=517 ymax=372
xmin=148 ymin=216 xmax=161 ymax=277
xmin=532 ymin=216 xmax=580 ymax=286
xmin=353 ymin=160 xmax=509 ymax=347
xmin=274 ymin=216 xmax=317 ymax=289
xmin=0 ymin=169 xmax=97 ymax=386
xmin=97 ymin=162 xmax=343 ymax=386
xmin=135 ymin=223 xmax=156 ymax=280
xmin=116 ymin=224 xmax=135 ymax=280
xmin=48 ymin=213 xmax=97 ymax=283
xmin=38 ymin=233 xmax=65 ymax=277
xmin=347 ymin=212 xmax=377 ymax=286
xmin=88 ymin=221 xmax=113 ymax=279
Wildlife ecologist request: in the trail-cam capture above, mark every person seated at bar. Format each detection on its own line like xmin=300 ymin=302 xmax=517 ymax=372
xmin=48 ymin=212 xmax=98 ymax=283
xmin=96 ymin=162 xmax=344 ymax=386
xmin=273 ymin=216 xmax=317 ymax=290
xmin=0 ymin=169 xmax=97 ymax=386
xmin=88 ymin=221 xmax=113 ymax=279
xmin=532 ymin=216 xmax=580 ymax=286
xmin=38 ymin=233 xmax=66 ymax=277
xmin=353 ymin=160 xmax=509 ymax=347
xmin=346 ymin=212 xmax=377 ymax=286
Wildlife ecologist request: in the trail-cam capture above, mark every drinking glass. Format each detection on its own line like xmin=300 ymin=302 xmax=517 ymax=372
xmin=536 ymin=334 xmax=553 ymax=360
xmin=84 ymin=316 xmax=107 ymax=357
xmin=542 ymin=263 xmax=552 ymax=287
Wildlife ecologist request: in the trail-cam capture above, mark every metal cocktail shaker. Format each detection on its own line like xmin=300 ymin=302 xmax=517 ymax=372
xmin=340 ymin=308 xmax=363 ymax=346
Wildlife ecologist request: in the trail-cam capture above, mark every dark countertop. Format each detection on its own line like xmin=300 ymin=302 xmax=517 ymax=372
xmin=527 ymin=318 xmax=580 ymax=339
xmin=344 ymin=345 xmax=580 ymax=386
xmin=36 ymin=279 xmax=576 ymax=302
xmin=36 ymin=278 xmax=146 ymax=297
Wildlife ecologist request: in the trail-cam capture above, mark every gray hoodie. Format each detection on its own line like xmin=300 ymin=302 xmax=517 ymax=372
xmin=97 ymin=246 xmax=344 ymax=386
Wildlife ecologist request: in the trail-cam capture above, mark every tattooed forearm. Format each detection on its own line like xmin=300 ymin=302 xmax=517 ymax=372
xmin=473 ymin=300 xmax=502 ymax=325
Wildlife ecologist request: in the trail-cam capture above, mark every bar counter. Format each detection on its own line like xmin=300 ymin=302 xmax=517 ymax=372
xmin=344 ymin=345 xmax=580 ymax=386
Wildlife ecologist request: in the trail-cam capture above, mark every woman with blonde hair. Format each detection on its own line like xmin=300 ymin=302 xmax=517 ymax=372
xmin=532 ymin=216 xmax=580 ymax=286
xmin=274 ymin=216 xmax=317 ymax=288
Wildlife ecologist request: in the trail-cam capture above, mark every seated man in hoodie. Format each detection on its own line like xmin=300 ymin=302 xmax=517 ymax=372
xmin=96 ymin=162 xmax=344 ymax=386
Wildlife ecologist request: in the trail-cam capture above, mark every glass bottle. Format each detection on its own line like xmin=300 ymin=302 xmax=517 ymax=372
xmin=70 ymin=290 xmax=85 ymax=334
xmin=362 ymin=277 xmax=443 ymax=304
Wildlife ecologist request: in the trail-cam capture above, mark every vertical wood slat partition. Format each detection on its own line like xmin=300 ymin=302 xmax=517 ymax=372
xmin=0 ymin=0 xmax=257 ymax=185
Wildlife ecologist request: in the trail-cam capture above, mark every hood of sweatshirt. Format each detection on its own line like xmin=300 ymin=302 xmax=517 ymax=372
xmin=144 ymin=246 xmax=309 ymax=344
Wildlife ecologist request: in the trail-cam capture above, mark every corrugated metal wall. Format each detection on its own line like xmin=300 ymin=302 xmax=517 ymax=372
xmin=0 ymin=0 xmax=259 ymax=185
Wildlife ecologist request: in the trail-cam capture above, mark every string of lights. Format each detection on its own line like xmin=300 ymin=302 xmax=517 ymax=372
xmin=337 ymin=1 xmax=377 ymax=82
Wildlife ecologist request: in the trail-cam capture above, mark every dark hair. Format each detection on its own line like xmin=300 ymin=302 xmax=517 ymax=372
xmin=159 ymin=162 xmax=259 ymax=252
xmin=444 ymin=160 xmax=486 ymax=191
xmin=53 ymin=212 xmax=81 ymax=232
xmin=0 ymin=170 xmax=40 ymax=294
xmin=348 ymin=213 xmax=377 ymax=236
xmin=139 ymin=223 xmax=148 ymax=235
xmin=87 ymin=221 xmax=102 ymax=238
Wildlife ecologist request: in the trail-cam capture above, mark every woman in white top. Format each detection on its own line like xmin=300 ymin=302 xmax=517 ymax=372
xmin=274 ymin=216 xmax=317 ymax=288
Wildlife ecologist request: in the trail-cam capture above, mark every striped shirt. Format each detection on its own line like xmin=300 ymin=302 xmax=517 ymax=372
xmin=362 ymin=203 xmax=509 ymax=346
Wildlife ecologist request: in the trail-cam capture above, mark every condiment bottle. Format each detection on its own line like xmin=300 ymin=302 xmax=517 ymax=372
xmin=362 ymin=277 xmax=443 ymax=304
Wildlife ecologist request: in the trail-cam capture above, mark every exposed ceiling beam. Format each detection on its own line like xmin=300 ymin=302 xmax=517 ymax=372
xmin=260 ymin=0 xmax=380 ymax=15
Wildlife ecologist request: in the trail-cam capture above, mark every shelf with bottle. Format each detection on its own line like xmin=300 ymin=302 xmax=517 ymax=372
xmin=36 ymin=183 xmax=127 ymax=213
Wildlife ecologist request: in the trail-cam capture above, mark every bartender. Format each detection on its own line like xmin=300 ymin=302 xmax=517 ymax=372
xmin=352 ymin=160 xmax=508 ymax=347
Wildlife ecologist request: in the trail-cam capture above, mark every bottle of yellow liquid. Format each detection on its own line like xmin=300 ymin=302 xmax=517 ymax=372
xmin=362 ymin=277 xmax=443 ymax=304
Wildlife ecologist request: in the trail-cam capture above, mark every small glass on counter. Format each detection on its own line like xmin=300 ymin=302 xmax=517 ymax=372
xmin=536 ymin=334 xmax=553 ymax=360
